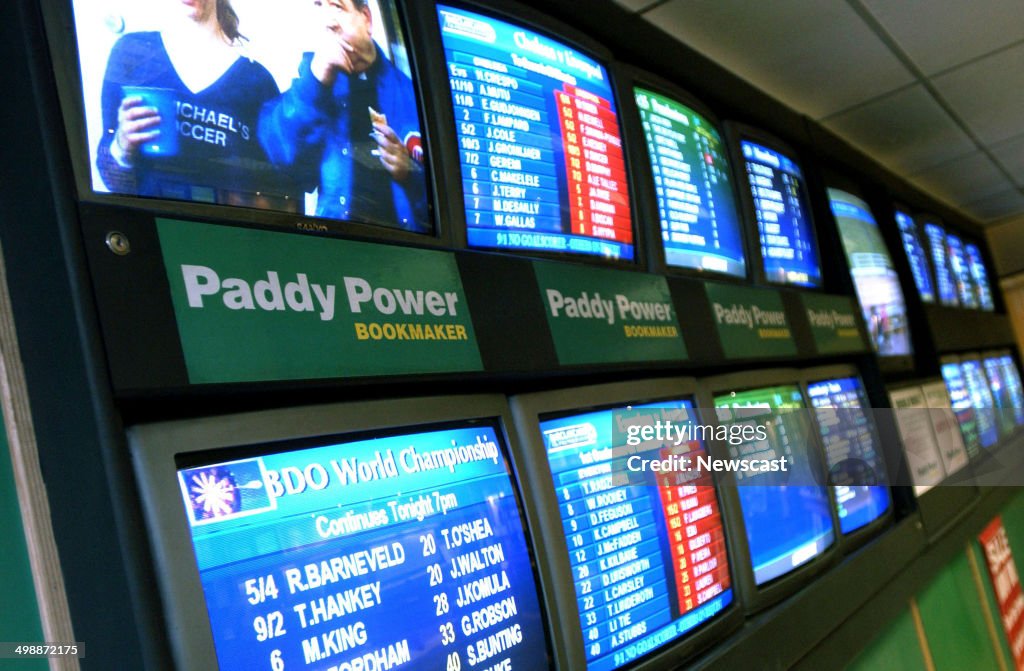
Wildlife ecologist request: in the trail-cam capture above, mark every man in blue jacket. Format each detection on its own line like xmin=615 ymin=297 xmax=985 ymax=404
xmin=260 ymin=0 xmax=428 ymax=232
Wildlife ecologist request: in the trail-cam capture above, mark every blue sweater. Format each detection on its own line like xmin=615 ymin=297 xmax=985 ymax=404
xmin=259 ymin=49 xmax=428 ymax=232
xmin=98 ymin=32 xmax=288 ymax=205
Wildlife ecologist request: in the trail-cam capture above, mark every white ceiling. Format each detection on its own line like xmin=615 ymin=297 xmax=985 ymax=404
xmin=612 ymin=0 xmax=1024 ymax=229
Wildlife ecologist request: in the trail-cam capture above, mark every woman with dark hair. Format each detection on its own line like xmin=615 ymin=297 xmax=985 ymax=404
xmin=97 ymin=0 xmax=294 ymax=209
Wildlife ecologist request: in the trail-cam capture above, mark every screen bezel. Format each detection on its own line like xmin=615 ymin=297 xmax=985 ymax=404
xmin=129 ymin=395 xmax=556 ymax=671
xmin=800 ymin=364 xmax=893 ymax=551
xmin=891 ymin=203 xmax=937 ymax=305
xmin=406 ymin=0 xmax=644 ymax=268
xmin=613 ymin=64 xmax=749 ymax=281
xmin=722 ymin=122 xmax=824 ymax=291
xmin=40 ymin=0 xmax=454 ymax=247
xmin=509 ymin=377 xmax=742 ymax=671
xmin=696 ymin=369 xmax=839 ymax=614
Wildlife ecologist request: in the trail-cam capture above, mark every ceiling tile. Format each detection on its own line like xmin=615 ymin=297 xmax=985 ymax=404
xmin=908 ymin=150 xmax=1014 ymax=206
xmin=931 ymin=43 xmax=1024 ymax=146
xmin=859 ymin=0 xmax=1024 ymax=75
xmin=610 ymin=0 xmax=652 ymax=11
xmin=642 ymin=0 xmax=915 ymax=118
xmin=821 ymin=84 xmax=975 ymax=174
xmin=961 ymin=188 xmax=1024 ymax=224
xmin=990 ymin=133 xmax=1024 ymax=188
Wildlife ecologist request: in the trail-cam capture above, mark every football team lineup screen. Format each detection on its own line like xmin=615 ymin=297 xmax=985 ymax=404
xmin=177 ymin=424 xmax=550 ymax=670
xmin=438 ymin=5 xmax=634 ymax=260
xmin=538 ymin=400 xmax=732 ymax=671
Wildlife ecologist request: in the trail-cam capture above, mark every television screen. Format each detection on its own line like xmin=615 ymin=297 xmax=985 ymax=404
xmin=894 ymin=210 xmax=935 ymax=303
xmin=177 ymin=422 xmax=549 ymax=670
xmin=437 ymin=5 xmax=633 ymax=260
xmin=806 ymin=376 xmax=890 ymax=535
xmin=739 ymin=140 xmax=821 ymax=287
xmin=941 ymin=361 xmax=980 ymax=459
xmin=946 ymin=233 xmax=978 ymax=308
xmin=713 ymin=386 xmax=835 ymax=585
xmin=828 ymin=189 xmax=912 ymax=357
xmin=71 ymin=0 xmax=431 ymax=233
xmin=633 ymin=88 xmax=745 ymax=277
xmin=888 ymin=386 xmax=945 ymax=495
xmin=983 ymin=356 xmax=1019 ymax=436
xmin=961 ymin=359 xmax=999 ymax=449
xmin=997 ymin=355 xmax=1024 ymax=426
xmin=965 ymin=243 xmax=995 ymax=311
xmin=924 ymin=222 xmax=958 ymax=307
xmin=538 ymin=399 xmax=732 ymax=671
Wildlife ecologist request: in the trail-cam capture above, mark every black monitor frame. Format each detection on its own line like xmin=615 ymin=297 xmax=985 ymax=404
xmin=722 ymin=122 xmax=824 ymax=291
xmin=129 ymin=394 xmax=556 ymax=671
xmin=405 ymin=0 xmax=645 ymax=269
xmin=509 ymin=377 xmax=743 ymax=670
xmin=800 ymin=364 xmax=893 ymax=553
xmin=696 ymin=368 xmax=839 ymax=613
xmin=613 ymin=64 xmax=749 ymax=282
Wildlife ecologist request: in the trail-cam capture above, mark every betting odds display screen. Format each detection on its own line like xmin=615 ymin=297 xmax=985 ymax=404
xmin=828 ymin=189 xmax=912 ymax=357
xmin=996 ymin=355 xmax=1024 ymax=426
xmin=960 ymin=359 xmax=999 ymax=449
xmin=713 ymin=387 xmax=835 ymax=585
xmin=806 ymin=377 xmax=890 ymax=535
xmin=965 ymin=243 xmax=995 ymax=311
xmin=538 ymin=400 xmax=732 ymax=671
xmin=924 ymin=223 xmax=958 ymax=307
xmin=946 ymin=233 xmax=978 ymax=309
xmin=983 ymin=357 xmax=1020 ymax=436
xmin=895 ymin=210 xmax=935 ymax=303
xmin=438 ymin=5 xmax=633 ymax=260
xmin=633 ymin=88 xmax=745 ymax=277
xmin=941 ymin=362 xmax=980 ymax=459
xmin=739 ymin=140 xmax=821 ymax=287
xmin=177 ymin=423 xmax=550 ymax=670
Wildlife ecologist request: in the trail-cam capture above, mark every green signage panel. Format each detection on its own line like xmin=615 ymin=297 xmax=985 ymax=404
xmin=533 ymin=261 xmax=686 ymax=366
xmin=801 ymin=293 xmax=867 ymax=354
xmin=705 ymin=283 xmax=797 ymax=359
xmin=157 ymin=219 xmax=482 ymax=383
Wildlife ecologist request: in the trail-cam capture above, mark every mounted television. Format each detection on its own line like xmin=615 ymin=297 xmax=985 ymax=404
xmin=946 ymin=233 xmax=978 ymax=309
xmin=726 ymin=124 xmax=822 ymax=288
xmin=57 ymin=0 xmax=434 ymax=238
xmin=130 ymin=396 xmax=553 ymax=671
xmin=993 ymin=352 xmax=1024 ymax=427
xmin=803 ymin=367 xmax=891 ymax=542
xmin=960 ymin=355 xmax=1000 ymax=449
xmin=982 ymin=353 xmax=1019 ymax=437
xmin=433 ymin=2 xmax=634 ymax=261
xmin=887 ymin=385 xmax=945 ymax=495
xmin=894 ymin=209 xmax=935 ymax=303
xmin=923 ymin=221 xmax=958 ymax=307
xmin=620 ymin=69 xmax=746 ymax=278
xmin=509 ymin=379 xmax=740 ymax=671
xmin=940 ymin=357 xmax=981 ymax=459
xmin=828 ymin=188 xmax=912 ymax=357
xmin=700 ymin=370 xmax=837 ymax=612
xmin=964 ymin=243 xmax=995 ymax=311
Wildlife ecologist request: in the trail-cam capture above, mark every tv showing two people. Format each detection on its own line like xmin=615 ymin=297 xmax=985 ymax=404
xmin=73 ymin=0 xmax=429 ymax=233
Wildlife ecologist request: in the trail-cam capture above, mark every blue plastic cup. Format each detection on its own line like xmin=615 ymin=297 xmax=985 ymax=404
xmin=122 ymin=86 xmax=179 ymax=157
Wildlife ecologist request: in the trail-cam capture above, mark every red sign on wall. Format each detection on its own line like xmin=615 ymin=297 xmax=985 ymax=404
xmin=979 ymin=516 xmax=1024 ymax=669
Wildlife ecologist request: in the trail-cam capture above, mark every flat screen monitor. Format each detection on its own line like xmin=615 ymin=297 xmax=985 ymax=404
xmin=67 ymin=0 xmax=432 ymax=234
xmin=888 ymin=385 xmax=945 ymax=495
xmin=965 ymin=243 xmax=995 ymax=311
xmin=941 ymin=360 xmax=981 ymax=459
xmin=632 ymin=86 xmax=745 ymax=277
xmin=711 ymin=384 xmax=835 ymax=587
xmin=805 ymin=374 xmax=890 ymax=536
xmin=983 ymin=355 xmax=1019 ymax=436
xmin=130 ymin=397 xmax=551 ymax=670
xmin=437 ymin=4 xmax=634 ymax=260
xmin=894 ymin=209 xmax=935 ymax=303
xmin=960 ymin=357 xmax=999 ymax=449
xmin=997 ymin=354 xmax=1024 ymax=427
xmin=946 ymin=233 xmax=978 ymax=308
xmin=828 ymin=189 xmax=912 ymax=357
xmin=511 ymin=379 xmax=739 ymax=670
xmin=924 ymin=222 xmax=958 ymax=307
xmin=737 ymin=138 xmax=821 ymax=287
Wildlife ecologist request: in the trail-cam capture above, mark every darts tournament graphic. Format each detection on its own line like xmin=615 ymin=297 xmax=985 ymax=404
xmin=179 ymin=458 xmax=276 ymax=526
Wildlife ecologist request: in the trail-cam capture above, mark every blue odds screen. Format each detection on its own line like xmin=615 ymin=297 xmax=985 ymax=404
xmin=895 ymin=210 xmax=935 ymax=303
xmin=925 ymin=223 xmax=958 ymax=307
xmin=960 ymin=359 xmax=999 ymax=449
xmin=438 ymin=5 xmax=634 ymax=260
xmin=965 ymin=243 xmax=995 ymax=311
xmin=178 ymin=424 xmax=550 ymax=670
xmin=946 ymin=233 xmax=978 ymax=308
xmin=942 ymin=362 xmax=980 ymax=459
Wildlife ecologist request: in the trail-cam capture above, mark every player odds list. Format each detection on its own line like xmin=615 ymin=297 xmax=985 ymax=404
xmin=439 ymin=6 xmax=633 ymax=259
xmin=181 ymin=426 xmax=548 ymax=671
xmin=541 ymin=404 xmax=732 ymax=671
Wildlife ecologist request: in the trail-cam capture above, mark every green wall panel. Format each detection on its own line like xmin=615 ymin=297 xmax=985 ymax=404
xmin=847 ymin=608 xmax=927 ymax=671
